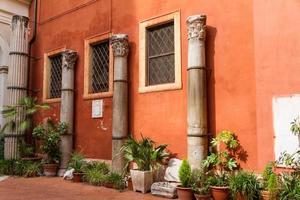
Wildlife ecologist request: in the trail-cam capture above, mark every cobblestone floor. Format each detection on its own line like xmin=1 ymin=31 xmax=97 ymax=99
xmin=0 ymin=177 xmax=165 ymax=200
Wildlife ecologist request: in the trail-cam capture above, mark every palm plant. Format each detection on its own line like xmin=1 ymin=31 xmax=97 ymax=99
xmin=68 ymin=152 xmax=85 ymax=173
xmin=121 ymin=135 xmax=169 ymax=171
xmin=279 ymin=172 xmax=300 ymax=200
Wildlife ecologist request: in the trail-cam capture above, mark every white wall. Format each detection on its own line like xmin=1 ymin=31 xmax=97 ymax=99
xmin=273 ymin=95 xmax=300 ymax=161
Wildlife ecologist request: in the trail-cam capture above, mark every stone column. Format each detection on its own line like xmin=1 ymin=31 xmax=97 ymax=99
xmin=0 ymin=66 xmax=8 ymax=128
xmin=4 ymin=16 xmax=29 ymax=159
xmin=111 ymin=34 xmax=129 ymax=173
xmin=186 ymin=15 xmax=208 ymax=169
xmin=58 ymin=50 xmax=77 ymax=176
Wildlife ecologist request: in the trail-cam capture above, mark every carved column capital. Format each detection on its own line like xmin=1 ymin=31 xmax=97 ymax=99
xmin=111 ymin=34 xmax=129 ymax=57
xmin=187 ymin=15 xmax=207 ymax=41
xmin=0 ymin=66 xmax=8 ymax=74
xmin=12 ymin=15 xmax=29 ymax=30
xmin=62 ymin=50 xmax=77 ymax=69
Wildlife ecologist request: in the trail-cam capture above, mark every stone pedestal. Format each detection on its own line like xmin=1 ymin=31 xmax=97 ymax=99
xmin=58 ymin=50 xmax=77 ymax=176
xmin=4 ymin=15 xmax=29 ymax=159
xmin=186 ymin=15 xmax=208 ymax=169
xmin=111 ymin=34 xmax=129 ymax=173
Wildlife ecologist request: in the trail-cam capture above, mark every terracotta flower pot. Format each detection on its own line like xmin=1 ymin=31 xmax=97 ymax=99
xmin=261 ymin=190 xmax=270 ymax=200
xmin=130 ymin=169 xmax=153 ymax=193
xmin=43 ymin=163 xmax=58 ymax=177
xmin=176 ymin=186 xmax=194 ymax=200
xmin=194 ymin=193 xmax=211 ymax=200
xmin=210 ymin=186 xmax=230 ymax=200
xmin=73 ymin=172 xmax=83 ymax=182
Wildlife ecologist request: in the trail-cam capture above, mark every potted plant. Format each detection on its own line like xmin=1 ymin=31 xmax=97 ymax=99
xmin=68 ymin=152 xmax=86 ymax=182
xmin=229 ymin=170 xmax=260 ymax=200
xmin=192 ymin=168 xmax=211 ymax=200
xmin=278 ymin=172 xmax=300 ymax=200
xmin=104 ymin=172 xmax=126 ymax=190
xmin=24 ymin=162 xmax=41 ymax=177
xmin=176 ymin=160 xmax=193 ymax=200
xmin=260 ymin=162 xmax=279 ymax=200
xmin=121 ymin=135 xmax=169 ymax=193
xmin=32 ymin=122 xmax=61 ymax=176
xmin=82 ymin=162 xmax=110 ymax=186
xmin=202 ymin=130 xmax=240 ymax=200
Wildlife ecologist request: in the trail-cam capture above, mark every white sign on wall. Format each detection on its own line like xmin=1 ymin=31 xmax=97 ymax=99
xmin=92 ymin=99 xmax=103 ymax=118
xmin=273 ymin=95 xmax=300 ymax=160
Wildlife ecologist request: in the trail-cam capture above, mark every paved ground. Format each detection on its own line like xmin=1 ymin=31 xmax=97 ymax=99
xmin=0 ymin=177 xmax=165 ymax=200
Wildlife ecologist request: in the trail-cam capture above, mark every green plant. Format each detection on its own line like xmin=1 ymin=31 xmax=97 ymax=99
xmin=267 ymin=173 xmax=279 ymax=199
xmin=179 ymin=160 xmax=192 ymax=188
xmin=121 ymin=135 xmax=169 ymax=171
xmin=57 ymin=122 xmax=68 ymax=135
xmin=83 ymin=168 xmax=107 ymax=186
xmin=24 ymin=162 xmax=41 ymax=177
xmin=229 ymin=171 xmax=260 ymax=200
xmin=19 ymin=140 xmax=34 ymax=158
xmin=32 ymin=123 xmax=61 ymax=164
xmin=206 ymin=173 xmax=229 ymax=187
xmin=191 ymin=168 xmax=210 ymax=195
xmin=290 ymin=117 xmax=300 ymax=136
xmin=1 ymin=96 xmax=49 ymax=134
xmin=105 ymin=172 xmax=126 ymax=190
xmin=68 ymin=152 xmax=85 ymax=173
xmin=202 ymin=130 xmax=240 ymax=173
xmin=279 ymin=173 xmax=300 ymax=200
xmin=84 ymin=161 xmax=110 ymax=174
xmin=277 ymin=150 xmax=300 ymax=173
xmin=261 ymin=162 xmax=279 ymax=198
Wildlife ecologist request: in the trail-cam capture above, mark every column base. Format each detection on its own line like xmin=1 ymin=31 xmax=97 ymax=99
xmin=111 ymin=138 xmax=125 ymax=173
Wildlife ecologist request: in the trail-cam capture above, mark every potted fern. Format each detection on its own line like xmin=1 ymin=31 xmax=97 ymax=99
xmin=121 ymin=135 xmax=169 ymax=193
xmin=177 ymin=160 xmax=194 ymax=200
xmin=261 ymin=162 xmax=279 ymax=200
xmin=229 ymin=170 xmax=261 ymax=200
xmin=192 ymin=168 xmax=211 ymax=200
xmin=202 ymin=130 xmax=240 ymax=200
xmin=68 ymin=152 xmax=86 ymax=182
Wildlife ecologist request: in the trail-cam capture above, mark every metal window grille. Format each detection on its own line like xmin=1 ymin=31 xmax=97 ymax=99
xmin=147 ymin=21 xmax=175 ymax=86
xmin=49 ymin=54 xmax=62 ymax=99
xmin=91 ymin=41 xmax=109 ymax=93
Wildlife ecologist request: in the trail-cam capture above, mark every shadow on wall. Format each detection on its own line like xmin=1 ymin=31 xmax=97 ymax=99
xmin=206 ymin=25 xmax=217 ymax=140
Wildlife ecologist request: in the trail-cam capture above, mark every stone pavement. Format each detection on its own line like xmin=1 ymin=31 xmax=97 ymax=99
xmin=0 ymin=177 xmax=165 ymax=200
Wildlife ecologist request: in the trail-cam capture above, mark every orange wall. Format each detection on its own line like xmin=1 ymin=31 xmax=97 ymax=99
xmin=30 ymin=0 xmax=260 ymax=169
xmin=254 ymin=0 xmax=300 ymax=170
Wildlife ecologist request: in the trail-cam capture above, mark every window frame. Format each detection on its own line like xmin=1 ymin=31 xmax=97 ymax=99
xmin=139 ymin=11 xmax=181 ymax=93
xmin=43 ymin=47 xmax=66 ymax=103
xmin=84 ymin=33 xmax=113 ymax=100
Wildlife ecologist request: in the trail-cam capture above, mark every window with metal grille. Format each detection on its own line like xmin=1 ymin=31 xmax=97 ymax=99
xmin=49 ymin=54 xmax=62 ymax=99
xmin=90 ymin=41 xmax=109 ymax=93
xmin=147 ymin=21 xmax=175 ymax=86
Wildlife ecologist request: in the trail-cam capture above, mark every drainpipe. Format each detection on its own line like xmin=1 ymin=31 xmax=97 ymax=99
xmin=186 ymin=15 xmax=208 ymax=169
xmin=4 ymin=16 xmax=30 ymax=159
xmin=27 ymin=0 xmax=38 ymax=93
xmin=58 ymin=50 xmax=77 ymax=176
xmin=111 ymin=34 xmax=129 ymax=173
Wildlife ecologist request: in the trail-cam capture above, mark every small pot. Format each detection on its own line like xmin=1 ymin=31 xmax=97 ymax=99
xmin=176 ymin=186 xmax=194 ymax=200
xmin=194 ymin=193 xmax=211 ymax=200
xmin=210 ymin=186 xmax=230 ymax=200
xmin=261 ymin=190 xmax=270 ymax=200
xmin=73 ymin=172 xmax=83 ymax=182
xmin=43 ymin=163 xmax=58 ymax=177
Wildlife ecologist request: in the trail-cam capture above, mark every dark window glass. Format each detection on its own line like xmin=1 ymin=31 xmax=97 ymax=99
xmin=91 ymin=41 xmax=109 ymax=93
xmin=49 ymin=54 xmax=62 ymax=99
xmin=147 ymin=21 xmax=175 ymax=86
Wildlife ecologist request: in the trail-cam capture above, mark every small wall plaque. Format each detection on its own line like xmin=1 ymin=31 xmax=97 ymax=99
xmin=92 ymin=99 xmax=103 ymax=118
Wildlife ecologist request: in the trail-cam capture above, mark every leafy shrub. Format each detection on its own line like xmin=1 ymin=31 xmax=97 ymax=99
xmin=105 ymin=172 xmax=126 ymax=190
xmin=83 ymin=168 xmax=106 ymax=186
xmin=0 ymin=159 xmax=40 ymax=177
xmin=279 ymin=173 xmax=300 ymax=200
xmin=84 ymin=162 xmax=110 ymax=174
xmin=68 ymin=152 xmax=85 ymax=173
xmin=229 ymin=171 xmax=260 ymax=200
xmin=191 ymin=168 xmax=210 ymax=195
xmin=206 ymin=173 xmax=229 ymax=187
xmin=179 ymin=160 xmax=192 ymax=188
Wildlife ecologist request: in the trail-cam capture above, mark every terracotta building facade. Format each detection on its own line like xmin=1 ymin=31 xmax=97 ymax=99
xmin=21 ymin=0 xmax=300 ymax=171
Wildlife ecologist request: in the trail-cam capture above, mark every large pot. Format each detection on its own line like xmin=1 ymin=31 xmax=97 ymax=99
xmin=73 ymin=172 xmax=83 ymax=182
xmin=176 ymin=186 xmax=194 ymax=200
xmin=210 ymin=186 xmax=230 ymax=200
xmin=194 ymin=193 xmax=211 ymax=200
xmin=43 ymin=163 xmax=58 ymax=177
xmin=261 ymin=190 xmax=270 ymax=200
xmin=130 ymin=169 xmax=153 ymax=193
